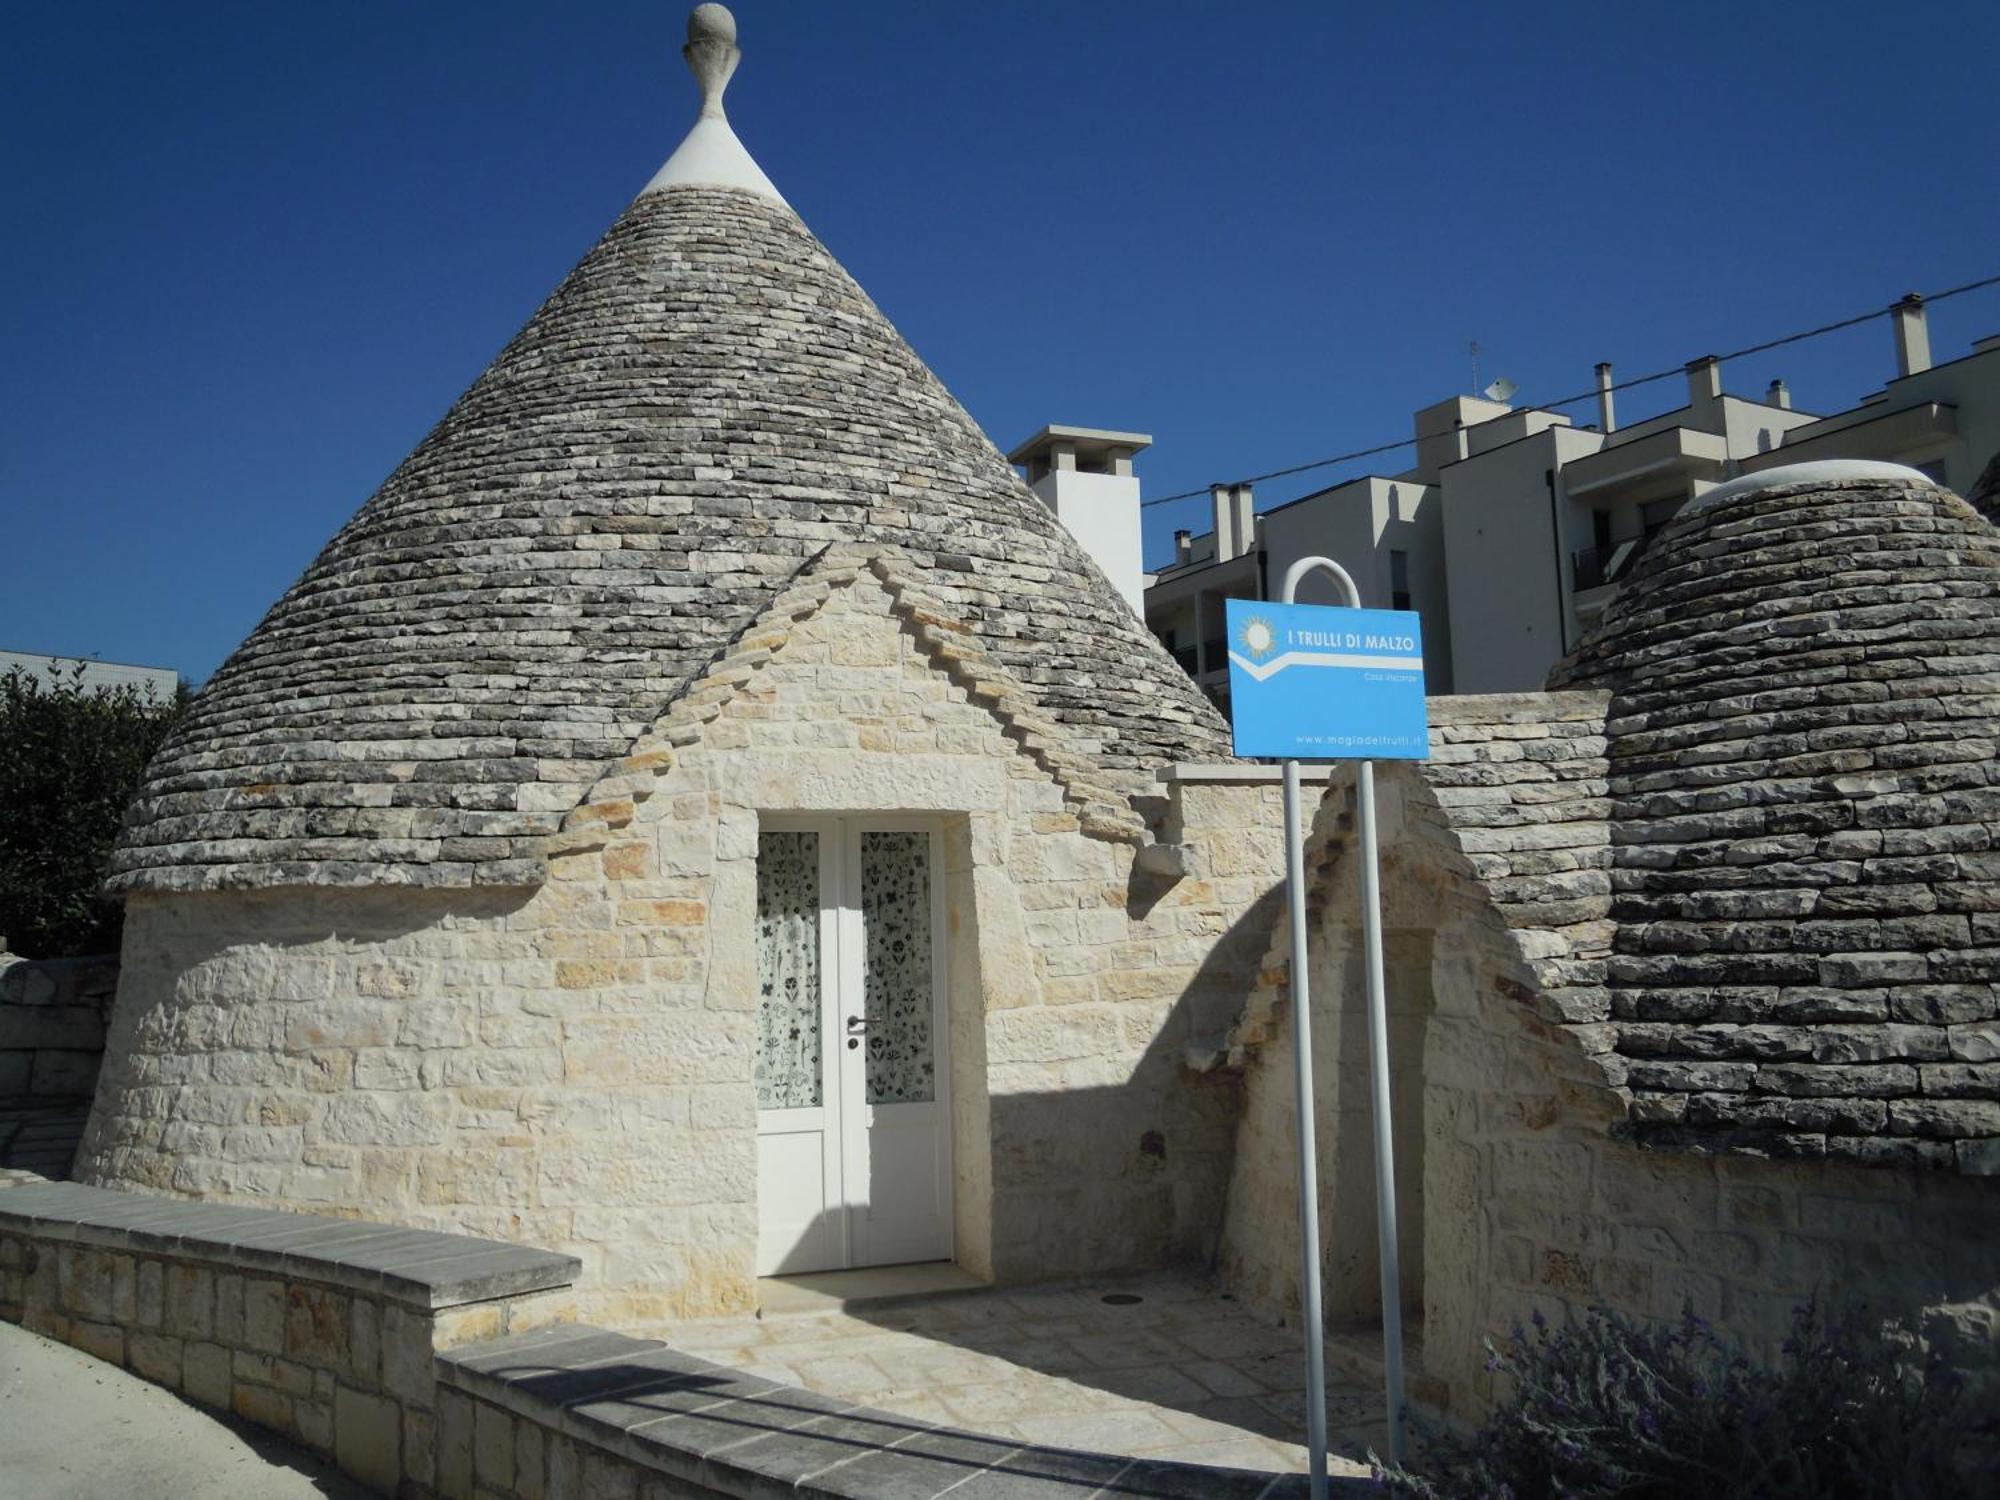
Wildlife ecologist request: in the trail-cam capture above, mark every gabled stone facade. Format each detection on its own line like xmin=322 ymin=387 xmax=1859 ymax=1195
xmin=81 ymin=551 xmax=1281 ymax=1320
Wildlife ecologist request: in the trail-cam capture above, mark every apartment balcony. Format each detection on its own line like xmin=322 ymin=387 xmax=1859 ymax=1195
xmin=1563 ymin=426 xmax=1730 ymax=502
xmin=1740 ymin=399 xmax=1957 ymax=473
xmin=1143 ymin=549 xmax=1262 ymax=609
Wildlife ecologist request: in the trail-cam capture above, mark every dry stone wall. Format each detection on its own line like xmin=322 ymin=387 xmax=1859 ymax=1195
xmin=1216 ymin=694 xmax=2000 ymax=1418
xmin=0 ymin=952 xmax=117 ymax=1101
xmin=81 ymin=564 xmax=1286 ymax=1320
xmin=0 ymin=1180 xmax=580 ymax=1497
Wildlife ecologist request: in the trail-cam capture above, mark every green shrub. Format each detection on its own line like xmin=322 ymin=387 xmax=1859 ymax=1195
xmin=1379 ymin=1301 xmax=1994 ymax=1499
xmin=0 ymin=663 xmax=189 ymax=958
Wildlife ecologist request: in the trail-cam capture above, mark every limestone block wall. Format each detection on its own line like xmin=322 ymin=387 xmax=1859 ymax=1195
xmin=0 ymin=1180 xmax=580 ymax=1497
xmin=1216 ymin=761 xmax=2000 ymax=1418
xmin=78 ymin=562 xmax=1288 ymax=1323
xmin=0 ymin=952 xmax=118 ymax=1099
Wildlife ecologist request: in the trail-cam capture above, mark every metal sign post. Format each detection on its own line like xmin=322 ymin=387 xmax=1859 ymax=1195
xmin=1226 ymin=559 xmax=1428 ymax=1491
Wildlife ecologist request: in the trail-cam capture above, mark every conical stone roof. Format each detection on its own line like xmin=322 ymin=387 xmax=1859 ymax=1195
xmin=1550 ymin=462 xmax=2000 ymax=1169
xmin=111 ymin=10 xmax=1228 ymax=894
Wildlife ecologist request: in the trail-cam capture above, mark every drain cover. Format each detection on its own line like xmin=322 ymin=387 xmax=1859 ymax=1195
xmin=1100 ymin=1293 xmax=1144 ymax=1306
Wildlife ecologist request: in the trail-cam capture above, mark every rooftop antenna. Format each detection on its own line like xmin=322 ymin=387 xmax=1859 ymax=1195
xmin=1468 ymin=339 xmax=1481 ymax=396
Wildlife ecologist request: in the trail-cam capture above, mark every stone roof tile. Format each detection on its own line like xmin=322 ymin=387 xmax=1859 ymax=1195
xmin=112 ymin=122 xmax=1226 ymax=892
xmin=1547 ymin=465 xmax=2000 ymax=1169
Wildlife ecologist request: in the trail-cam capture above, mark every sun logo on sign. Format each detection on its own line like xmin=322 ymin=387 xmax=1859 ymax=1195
xmin=1237 ymin=613 xmax=1278 ymax=662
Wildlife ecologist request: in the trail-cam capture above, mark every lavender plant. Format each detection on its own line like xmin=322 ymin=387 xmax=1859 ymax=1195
xmin=1377 ymin=1300 xmax=1994 ymax=1499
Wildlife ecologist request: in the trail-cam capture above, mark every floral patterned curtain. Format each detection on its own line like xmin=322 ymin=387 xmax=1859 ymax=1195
xmin=860 ymin=831 xmax=933 ymax=1104
xmin=755 ymin=831 xmax=821 ymax=1109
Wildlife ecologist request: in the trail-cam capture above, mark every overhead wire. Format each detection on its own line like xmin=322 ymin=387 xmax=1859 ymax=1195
xmin=1138 ymin=271 xmax=2000 ymax=512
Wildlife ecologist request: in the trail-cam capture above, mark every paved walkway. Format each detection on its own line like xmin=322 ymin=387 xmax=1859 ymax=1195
xmin=652 ymin=1270 xmax=1389 ymax=1479
xmin=0 ymin=1319 xmax=371 ymax=1499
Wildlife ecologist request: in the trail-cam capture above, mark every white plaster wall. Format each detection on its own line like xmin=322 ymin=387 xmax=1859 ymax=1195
xmin=1441 ymin=426 xmax=1602 ymax=694
xmin=80 ymin=572 xmax=1287 ymax=1325
xmin=1258 ymin=478 xmax=1453 ymax=693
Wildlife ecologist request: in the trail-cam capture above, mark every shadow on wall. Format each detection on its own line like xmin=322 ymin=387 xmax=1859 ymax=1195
xmin=973 ymin=876 xmax=1288 ymax=1284
xmin=1274 ymin=778 xmax=2000 ymax=1421
xmin=1309 ymin=930 xmax=1432 ymax=1327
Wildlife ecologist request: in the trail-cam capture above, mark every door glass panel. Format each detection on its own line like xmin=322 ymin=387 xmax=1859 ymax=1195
xmin=859 ymin=831 xmax=934 ymax=1104
xmin=755 ymin=830 xmax=821 ymax=1109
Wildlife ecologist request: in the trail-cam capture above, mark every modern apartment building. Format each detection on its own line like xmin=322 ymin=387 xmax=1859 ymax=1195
xmin=1141 ymin=294 xmax=2000 ymax=698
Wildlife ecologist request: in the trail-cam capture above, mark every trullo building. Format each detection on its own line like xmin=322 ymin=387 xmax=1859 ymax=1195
xmin=76 ymin=7 xmax=1276 ymax=1322
xmin=75 ymin=10 xmax=2000 ymax=1417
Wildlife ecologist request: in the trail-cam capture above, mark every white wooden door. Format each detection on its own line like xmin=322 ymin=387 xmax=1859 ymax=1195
xmin=754 ymin=818 xmax=951 ymax=1276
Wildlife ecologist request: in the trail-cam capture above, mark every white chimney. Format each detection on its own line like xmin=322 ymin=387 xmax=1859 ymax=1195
xmin=1211 ymin=483 xmax=1237 ymax=561
xmin=1767 ymin=378 xmax=1791 ymax=410
xmin=1686 ymin=356 xmax=1722 ymax=408
xmin=1892 ymin=294 xmax=1932 ymax=377
xmin=1595 ymin=362 xmax=1616 ymax=434
xmin=1174 ymin=529 xmax=1192 ymax=565
xmin=1007 ymin=424 xmax=1152 ymax=615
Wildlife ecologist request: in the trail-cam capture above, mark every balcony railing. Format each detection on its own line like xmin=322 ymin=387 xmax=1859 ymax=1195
xmin=1571 ymin=531 xmax=1654 ymax=591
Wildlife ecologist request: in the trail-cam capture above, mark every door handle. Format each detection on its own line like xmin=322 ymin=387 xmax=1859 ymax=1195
xmin=845 ymin=1015 xmax=868 ymax=1031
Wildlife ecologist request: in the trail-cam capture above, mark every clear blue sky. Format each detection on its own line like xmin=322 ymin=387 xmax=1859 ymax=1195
xmin=5 ymin=1 xmax=1997 ymax=685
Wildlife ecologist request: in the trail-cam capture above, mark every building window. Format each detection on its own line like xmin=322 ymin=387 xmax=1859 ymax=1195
xmin=1390 ymin=550 xmax=1411 ymax=612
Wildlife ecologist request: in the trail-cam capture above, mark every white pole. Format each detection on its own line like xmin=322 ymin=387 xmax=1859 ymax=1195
xmin=1275 ymin=556 xmax=1407 ymax=1479
xmin=1281 ymin=755 xmax=1330 ymax=1499
xmin=1357 ymin=758 xmax=1407 ymax=1466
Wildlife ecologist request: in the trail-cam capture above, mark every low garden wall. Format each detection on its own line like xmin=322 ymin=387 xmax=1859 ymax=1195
xmin=0 ymin=1180 xmax=580 ymax=1495
xmin=0 ymin=1182 xmax=1295 ymax=1498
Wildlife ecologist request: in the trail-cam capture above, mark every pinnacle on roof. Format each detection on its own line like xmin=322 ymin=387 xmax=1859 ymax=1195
xmin=642 ymin=4 xmax=785 ymax=204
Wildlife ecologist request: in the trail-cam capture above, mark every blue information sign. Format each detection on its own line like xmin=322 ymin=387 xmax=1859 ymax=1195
xmin=1225 ymin=599 xmax=1430 ymax=760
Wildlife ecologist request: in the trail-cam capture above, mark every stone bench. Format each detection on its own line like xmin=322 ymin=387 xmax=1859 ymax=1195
xmin=0 ymin=1180 xmax=581 ymax=1495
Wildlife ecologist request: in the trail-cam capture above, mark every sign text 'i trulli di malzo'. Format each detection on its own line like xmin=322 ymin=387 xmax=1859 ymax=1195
xmin=1225 ymin=599 xmax=1429 ymax=761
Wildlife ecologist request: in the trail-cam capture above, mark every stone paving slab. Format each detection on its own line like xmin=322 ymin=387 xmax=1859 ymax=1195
xmin=645 ymin=1271 xmax=1391 ymax=1481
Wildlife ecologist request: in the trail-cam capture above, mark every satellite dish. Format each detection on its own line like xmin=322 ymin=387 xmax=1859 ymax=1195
xmin=1483 ymin=377 xmax=1519 ymax=403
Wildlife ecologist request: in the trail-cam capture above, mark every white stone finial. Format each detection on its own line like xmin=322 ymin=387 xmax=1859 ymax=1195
xmin=685 ymin=4 xmax=741 ymax=119
xmin=640 ymin=3 xmax=786 ymax=204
